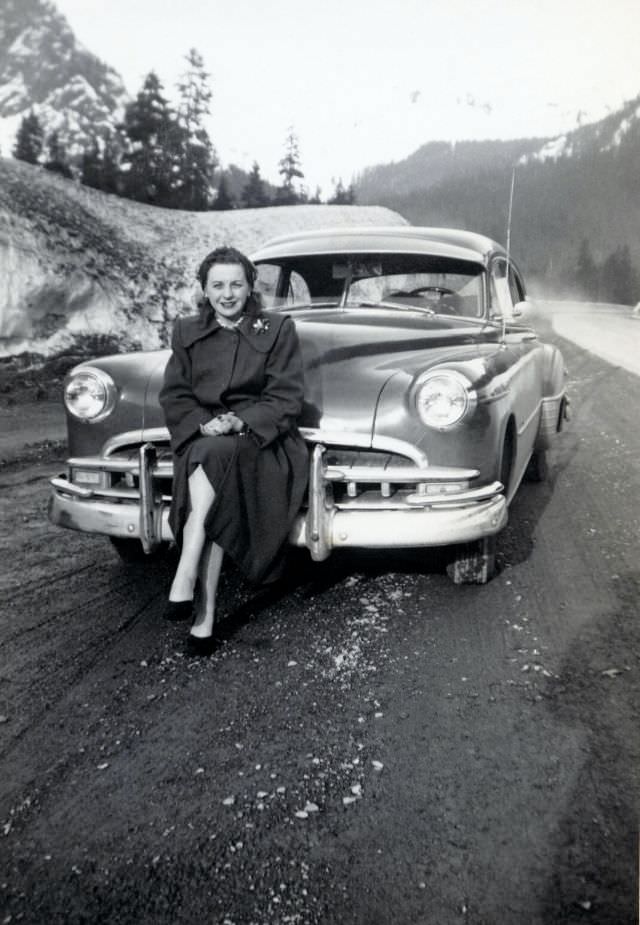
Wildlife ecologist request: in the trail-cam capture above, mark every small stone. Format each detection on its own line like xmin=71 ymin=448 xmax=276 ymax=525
xmin=194 ymin=768 xmax=205 ymax=775
xmin=372 ymin=760 xmax=384 ymax=772
xmin=295 ymin=810 xmax=308 ymax=819
xmin=350 ymin=784 xmax=362 ymax=797
xmin=303 ymin=802 xmax=319 ymax=813
xmin=97 ymin=762 xmax=109 ymax=770
xmin=342 ymin=796 xmax=357 ymax=806
xmin=0 ymin=715 xmax=8 ymax=724
xmin=222 ymin=796 xmax=235 ymax=806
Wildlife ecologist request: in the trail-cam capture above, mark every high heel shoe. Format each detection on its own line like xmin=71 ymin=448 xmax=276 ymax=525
xmin=164 ymin=600 xmax=194 ymax=621
xmin=186 ymin=632 xmax=215 ymax=656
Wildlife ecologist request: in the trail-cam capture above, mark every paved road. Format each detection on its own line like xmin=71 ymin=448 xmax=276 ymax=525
xmin=547 ymin=300 xmax=640 ymax=376
xmin=0 ymin=327 xmax=638 ymax=924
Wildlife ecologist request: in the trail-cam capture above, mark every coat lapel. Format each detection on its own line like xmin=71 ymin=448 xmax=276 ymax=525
xmin=179 ymin=308 xmax=286 ymax=352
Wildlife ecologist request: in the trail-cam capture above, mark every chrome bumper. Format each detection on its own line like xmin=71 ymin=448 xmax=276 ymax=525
xmin=49 ymin=440 xmax=508 ymax=558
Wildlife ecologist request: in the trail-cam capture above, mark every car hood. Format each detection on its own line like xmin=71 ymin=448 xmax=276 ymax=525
xmin=141 ymin=310 xmax=494 ymax=439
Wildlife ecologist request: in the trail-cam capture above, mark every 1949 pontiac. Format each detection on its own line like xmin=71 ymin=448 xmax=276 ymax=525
xmin=48 ymin=227 xmax=568 ymax=583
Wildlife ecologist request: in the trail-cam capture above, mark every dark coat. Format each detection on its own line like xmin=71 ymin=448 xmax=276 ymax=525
xmin=159 ymin=306 xmax=308 ymax=584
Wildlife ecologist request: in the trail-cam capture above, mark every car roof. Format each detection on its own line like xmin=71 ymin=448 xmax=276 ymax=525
xmin=250 ymin=226 xmax=506 ymax=267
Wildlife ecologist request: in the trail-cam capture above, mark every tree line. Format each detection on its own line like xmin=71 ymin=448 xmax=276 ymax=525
xmin=573 ymin=239 xmax=639 ymax=305
xmin=12 ymin=49 xmax=356 ymax=211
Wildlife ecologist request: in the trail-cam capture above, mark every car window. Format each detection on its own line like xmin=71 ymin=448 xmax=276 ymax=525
xmin=347 ymin=271 xmax=483 ymax=318
xmin=255 ymin=255 xmax=484 ymax=316
xmin=490 ymin=259 xmax=514 ymax=317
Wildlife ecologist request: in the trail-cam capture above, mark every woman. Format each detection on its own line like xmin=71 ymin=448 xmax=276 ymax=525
xmin=159 ymin=246 xmax=308 ymax=654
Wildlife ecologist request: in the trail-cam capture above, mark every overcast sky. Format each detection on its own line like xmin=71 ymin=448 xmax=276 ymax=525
xmin=55 ymin=0 xmax=640 ymax=194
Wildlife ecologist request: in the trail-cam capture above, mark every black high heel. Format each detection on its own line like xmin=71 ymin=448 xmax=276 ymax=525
xmin=186 ymin=632 xmax=215 ymax=656
xmin=164 ymin=600 xmax=194 ymax=621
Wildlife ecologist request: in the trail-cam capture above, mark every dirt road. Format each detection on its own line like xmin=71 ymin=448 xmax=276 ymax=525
xmin=1 ymin=331 xmax=638 ymax=924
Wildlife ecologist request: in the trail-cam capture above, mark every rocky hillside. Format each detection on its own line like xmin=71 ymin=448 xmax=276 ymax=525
xmin=0 ymin=157 xmax=406 ymax=360
xmin=0 ymin=0 xmax=128 ymax=157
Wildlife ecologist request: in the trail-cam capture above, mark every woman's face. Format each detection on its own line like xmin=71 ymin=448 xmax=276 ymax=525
xmin=205 ymin=262 xmax=251 ymax=321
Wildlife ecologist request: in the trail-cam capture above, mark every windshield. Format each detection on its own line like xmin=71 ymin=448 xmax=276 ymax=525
xmin=255 ymin=253 xmax=485 ymax=319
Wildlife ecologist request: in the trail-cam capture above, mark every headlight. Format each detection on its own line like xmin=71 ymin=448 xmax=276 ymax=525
xmin=415 ymin=370 xmax=477 ymax=430
xmin=64 ymin=367 xmax=117 ymax=422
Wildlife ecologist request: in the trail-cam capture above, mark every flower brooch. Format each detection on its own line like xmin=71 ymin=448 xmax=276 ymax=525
xmin=251 ymin=317 xmax=270 ymax=335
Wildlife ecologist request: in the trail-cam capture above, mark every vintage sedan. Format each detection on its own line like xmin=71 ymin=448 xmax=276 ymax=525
xmin=48 ymin=227 xmax=568 ymax=583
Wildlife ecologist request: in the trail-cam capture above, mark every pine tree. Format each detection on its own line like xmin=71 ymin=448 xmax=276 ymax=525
xmin=174 ymin=49 xmax=217 ymax=210
xmin=277 ymin=127 xmax=304 ymax=204
xmin=101 ymin=134 xmax=122 ymax=194
xmin=44 ymin=131 xmax=74 ymax=179
xmin=120 ymin=71 xmax=180 ymax=205
xmin=601 ymin=245 xmax=639 ymax=305
xmin=81 ymin=139 xmax=103 ymax=189
xmin=13 ymin=111 xmax=44 ymax=164
xmin=575 ymin=238 xmax=599 ymax=299
xmin=328 ymin=178 xmax=356 ymax=204
xmin=212 ymin=173 xmax=235 ymax=210
xmin=242 ymin=161 xmax=269 ymax=207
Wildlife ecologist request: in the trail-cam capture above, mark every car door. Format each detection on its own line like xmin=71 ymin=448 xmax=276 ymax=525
xmin=489 ymin=258 xmax=544 ymax=476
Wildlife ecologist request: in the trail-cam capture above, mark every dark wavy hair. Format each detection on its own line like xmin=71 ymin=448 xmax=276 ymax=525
xmin=196 ymin=246 xmax=263 ymax=316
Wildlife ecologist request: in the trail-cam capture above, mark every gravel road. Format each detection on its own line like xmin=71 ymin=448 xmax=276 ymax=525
xmin=0 ymin=327 xmax=638 ymax=924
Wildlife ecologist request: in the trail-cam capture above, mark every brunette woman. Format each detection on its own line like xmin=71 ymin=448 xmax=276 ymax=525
xmin=159 ymin=246 xmax=308 ymax=653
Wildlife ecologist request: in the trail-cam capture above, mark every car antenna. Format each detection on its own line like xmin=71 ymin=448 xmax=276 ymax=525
xmin=502 ymin=166 xmax=516 ymax=344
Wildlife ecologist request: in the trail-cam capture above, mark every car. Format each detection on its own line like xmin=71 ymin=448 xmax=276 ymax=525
xmin=48 ymin=227 xmax=568 ymax=583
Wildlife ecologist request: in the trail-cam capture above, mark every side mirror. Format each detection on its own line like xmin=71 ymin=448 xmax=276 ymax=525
xmin=512 ymin=299 xmax=535 ymax=319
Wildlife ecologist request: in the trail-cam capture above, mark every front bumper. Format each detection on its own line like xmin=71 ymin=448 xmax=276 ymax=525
xmin=49 ymin=439 xmax=508 ymax=558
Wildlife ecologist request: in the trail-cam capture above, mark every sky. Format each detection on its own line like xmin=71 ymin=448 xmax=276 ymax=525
xmin=54 ymin=0 xmax=640 ymax=195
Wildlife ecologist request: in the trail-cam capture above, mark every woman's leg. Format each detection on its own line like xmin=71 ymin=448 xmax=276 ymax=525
xmin=190 ymin=540 xmax=224 ymax=638
xmin=169 ymin=465 xmax=215 ymax=602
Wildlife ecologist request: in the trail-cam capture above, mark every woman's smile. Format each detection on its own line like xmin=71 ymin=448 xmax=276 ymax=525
xmin=205 ymin=262 xmax=251 ymax=321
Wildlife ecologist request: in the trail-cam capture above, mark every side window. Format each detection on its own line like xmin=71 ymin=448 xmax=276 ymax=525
xmin=288 ymin=270 xmax=310 ymax=305
xmin=508 ymin=266 xmax=525 ymax=305
xmin=490 ymin=259 xmax=514 ymax=317
xmin=255 ymin=264 xmax=281 ymax=308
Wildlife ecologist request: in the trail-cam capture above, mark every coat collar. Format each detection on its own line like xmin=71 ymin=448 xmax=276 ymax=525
xmin=180 ymin=307 xmax=285 ymax=353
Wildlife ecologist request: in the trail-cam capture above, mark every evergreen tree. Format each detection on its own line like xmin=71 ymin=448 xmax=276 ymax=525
xmin=277 ymin=127 xmax=304 ymax=203
xmin=600 ymin=245 xmax=639 ymax=305
xmin=212 ymin=173 xmax=235 ymax=210
xmin=328 ymin=178 xmax=356 ymax=204
xmin=43 ymin=131 xmax=73 ymax=178
xmin=174 ymin=48 xmax=217 ymax=210
xmin=81 ymin=138 xmax=103 ymax=189
xmin=575 ymin=238 xmax=599 ymax=299
xmin=308 ymin=185 xmax=323 ymax=204
xmin=242 ymin=161 xmax=269 ymax=207
xmin=120 ymin=71 xmax=180 ymax=205
xmin=101 ymin=134 xmax=122 ymax=194
xmin=13 ymin=111 xmax=44 ymax=164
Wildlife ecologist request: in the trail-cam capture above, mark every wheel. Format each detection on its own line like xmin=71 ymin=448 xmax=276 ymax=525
xmin=109 ymin=537 xmax=165 ymax=562
xmin=524 ymin=449 xmax=548 ymax=482
xmin=446 ymin=535 xmax=497 ymax=585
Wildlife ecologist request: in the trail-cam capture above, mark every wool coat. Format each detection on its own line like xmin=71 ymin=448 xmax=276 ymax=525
xmin=159 ymin=306 xmax=309 ymax=584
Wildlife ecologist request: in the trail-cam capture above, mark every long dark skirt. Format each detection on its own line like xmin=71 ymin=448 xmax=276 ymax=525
xmin=169 ymin=431 xmax=308 ymax=585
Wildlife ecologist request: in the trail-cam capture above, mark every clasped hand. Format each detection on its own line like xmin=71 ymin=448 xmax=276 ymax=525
xmin=200 ymin=412 xmax=245 ymax=436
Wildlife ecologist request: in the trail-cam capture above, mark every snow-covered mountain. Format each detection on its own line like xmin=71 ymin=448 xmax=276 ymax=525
xmin=522 ymin=95 xmax=640 ymax=163
xmin=0 ymin=0 xmax=128 ymax=159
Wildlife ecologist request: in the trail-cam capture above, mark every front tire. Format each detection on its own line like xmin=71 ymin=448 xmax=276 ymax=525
xmin=446 ymin=535 xmax=497 ymax=585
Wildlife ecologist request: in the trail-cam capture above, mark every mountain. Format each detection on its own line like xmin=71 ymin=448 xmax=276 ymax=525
xmin=0 ymin=157 xmax=406 ymax=360
xmin=0 ymin=0 xmax=128 ymax=159
xmin=355 ymin=97 xmax=640 ymax=300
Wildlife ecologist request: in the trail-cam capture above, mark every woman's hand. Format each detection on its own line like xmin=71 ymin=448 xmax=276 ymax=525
xmin=200 ymin=412 xmax=246 ymax=436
